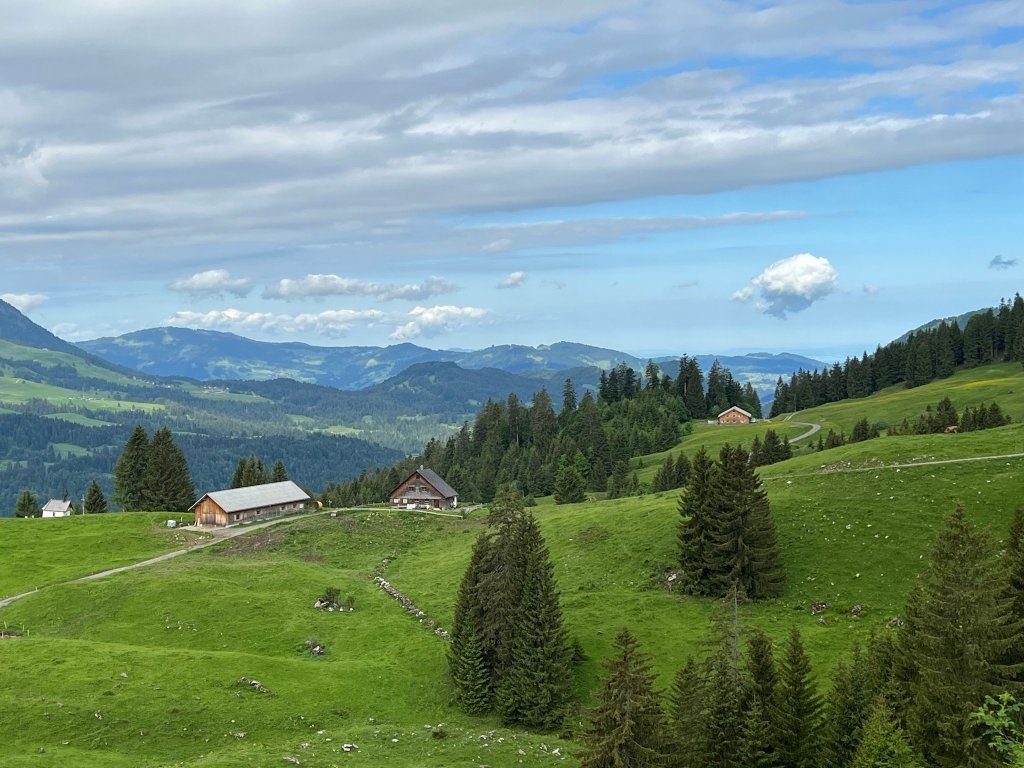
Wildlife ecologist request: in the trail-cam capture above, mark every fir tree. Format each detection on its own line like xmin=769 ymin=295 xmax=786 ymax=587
xmin=705 ymin=444 xmax=784 ymax=599
xmin=667 ymin=656 xmax=707 ymax=767
xmin=578 ymin=628 xmax=667 ymax=768
xmin=230 ymin=457 xmax=247 ymax=488
xmin=554 ymin=454 xmax=586 ymax=504
xmin=774 ymin=626 xmax=823 ymax=768
xmin=678 ymin=446 xmax=714 ymax=594
xmin=821 ymin=644 xmax=873 ymax=768
xmin=673 ymin=452 xmax=691 ymax=488
xmin=703 ymin=643 xmax=745 ymax=768
xmin=14 ymin=488 xmax=38 ymax=518
xmin=607 ymin=460 xmax=633 ymax=499
xmin=271 ymin=460 xmax=288 ymax=482
xmin=144 ymin=426 xmax=195 ymax=512
xmin=745 ymin=628 xmax=779 ymax=713
xmin=113 ymin=424 xmax=150 ymax=511
xmin=84 ymin=479 xmax=107 ymax=514
xmin=449 ymin=534 xmax=494 ymax=713
xmin=496 ymin=513 xmax=573 ymax=728
xmin=849 ymin=698 xmax=924 ymax=768
xmin=740 ymin=697 xmax=781 ymax=768
xmin=898 ymin=506 xmax=1024 ymax=767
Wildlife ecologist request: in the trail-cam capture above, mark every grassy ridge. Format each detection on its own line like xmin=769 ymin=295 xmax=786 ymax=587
xmin=2 ymin=365 xmax=1024 ymax=766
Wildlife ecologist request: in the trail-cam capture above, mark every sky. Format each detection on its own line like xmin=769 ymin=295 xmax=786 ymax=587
xmin=2 ymin=0 xmax=1023 ymax=362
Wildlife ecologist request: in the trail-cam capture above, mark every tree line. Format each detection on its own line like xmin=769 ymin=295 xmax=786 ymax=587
xmin=770 ymin=296 xmax=1024 ymax=417
xmin=579 ymin=504 xmax=1024 ymax=767
xmin=322 ymin=357 xmax=762 ymax=506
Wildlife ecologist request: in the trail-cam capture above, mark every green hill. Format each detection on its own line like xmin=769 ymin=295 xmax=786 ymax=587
xmin=3 ymin=357 xmax=1023 ymax=766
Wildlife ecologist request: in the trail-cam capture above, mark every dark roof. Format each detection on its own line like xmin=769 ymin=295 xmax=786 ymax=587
xmin=388 ymin=467 xmax=458 ymax=500
xmin=189 ymin=480 xmax=310 ymax=513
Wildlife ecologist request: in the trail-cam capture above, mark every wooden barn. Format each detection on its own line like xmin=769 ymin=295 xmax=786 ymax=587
xmin=388 ymin=467 xmax=458 ymax=510
xmin=717 ymin=406 xmax=754 ymax=425
xmin=191 ymin=480 xmax=310 ymax=527
xmin=41 ymin=499 xmax=74 ymax=518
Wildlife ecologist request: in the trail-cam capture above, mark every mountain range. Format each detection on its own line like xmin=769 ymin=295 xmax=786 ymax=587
xmin=79 ymin=326 xmax=826 ymax=393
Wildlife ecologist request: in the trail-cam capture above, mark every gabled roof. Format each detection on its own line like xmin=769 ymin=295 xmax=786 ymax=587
xmin=388 ymin=467 xmax=458 ymax=500
xmin=42 ymin=499 xmax=74 ymax=514
xmin=718 ymin=406 xmax=753 ymax=419
xmin=189 ymin=480 xmax=310 ymax=513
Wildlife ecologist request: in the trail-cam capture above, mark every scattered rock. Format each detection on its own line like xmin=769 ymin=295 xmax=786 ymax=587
xmin=238 ymin=677 xmax=273 ymax=695
xmin=374 ymin=577 xmax=450 ymax=640
xmin=231 ymin=732 xmax=246 ymax=739
xmin=810 ymin=601 xmax=830 ymax=615
xmin=847 ymin=604 xmax=864 ymax=617
xmin=342 ymin=744 xmax=358 ymax=752
xmin=887 ymin=615 xmax=904 ymax=628
xmin=283 ymin=757 xmax=301 ymax=765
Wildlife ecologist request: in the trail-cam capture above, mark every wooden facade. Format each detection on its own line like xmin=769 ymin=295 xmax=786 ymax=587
xmin=388 ymin=467 xmax=458 ymax=510
xmin=717 ymin=406 xmax=753 ymax=425
xmin=191 ymin=481 xmax=310 ymax=527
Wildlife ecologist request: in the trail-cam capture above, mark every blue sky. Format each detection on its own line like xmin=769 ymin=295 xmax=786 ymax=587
xmin=1 ymin=0 xmax=1022 ymax=362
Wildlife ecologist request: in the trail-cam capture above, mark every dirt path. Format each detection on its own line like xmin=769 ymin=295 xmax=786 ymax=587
xmin=772 ymin=451 xmax=1024 ymax=479
xmin=0 ymin=510 xmax=332 ymax=610
xmin=788 ymin=421 xmax=821 ymax=442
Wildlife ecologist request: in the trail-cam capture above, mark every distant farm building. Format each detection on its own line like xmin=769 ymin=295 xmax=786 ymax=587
xmin=717 ymin=406 xmax=754 ymax=425
xmin=41 ymin=499 xmax=74 ymax=518
xmin=389 ymin=467 xmax=458 ymax=510
xmin=190 ymin=480 xmax=310 ymax=527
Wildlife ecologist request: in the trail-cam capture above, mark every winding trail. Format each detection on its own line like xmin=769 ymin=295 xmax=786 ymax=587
xmin=0 ymin=509 xmax=333 ymax=610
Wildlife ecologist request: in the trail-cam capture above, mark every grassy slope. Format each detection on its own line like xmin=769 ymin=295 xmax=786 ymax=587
xmin=2 ymin=365 xmax=1023 ymax=766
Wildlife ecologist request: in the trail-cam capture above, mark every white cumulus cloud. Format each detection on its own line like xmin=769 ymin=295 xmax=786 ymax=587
xmin=734 ymin=253 xmax=839 ymax=318
xmin=2 ymin=293 xmax=48 ymax=312
xmin=169 ymin=269 xmax=252 ymax=298
xmin=497 ymin=271 xmax=526 ymax=289
xmin=390 ymin=305 xmax=488 ymax=340
xmin=264 ymin=274 xmax=457 ymax=302
xmin=165 ymin=308 xmax=385 ymax=337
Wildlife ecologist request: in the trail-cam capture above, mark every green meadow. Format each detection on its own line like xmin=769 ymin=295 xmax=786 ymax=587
xmin=2 ymin=365 xmax=1023 ymax=766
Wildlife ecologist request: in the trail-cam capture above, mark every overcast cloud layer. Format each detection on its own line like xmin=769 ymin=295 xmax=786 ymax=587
xmin=2 ymin=1 xmax=1022 ymax=355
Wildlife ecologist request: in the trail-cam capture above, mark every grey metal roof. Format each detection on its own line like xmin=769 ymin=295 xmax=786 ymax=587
xmin=42 ymin=499 xmax=73 ymax=513
xmin=388 ymin=467 xmax=457 ymax=500
xmin=190 ymin=480 xmax=310 ymax=513
xmin=718 ymin=406 xmax=753 ymax=419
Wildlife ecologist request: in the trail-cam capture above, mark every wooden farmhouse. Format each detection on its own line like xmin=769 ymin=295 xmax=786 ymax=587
xmin=41 ymin=499 xmax=74 ymax=518
xmin=388 ymin=467 xmax=458 ymax=510
xmin=190 ymin=480 xmax=310 ymax=527
xmin=717 ymin=406 xmax=754 ymax=425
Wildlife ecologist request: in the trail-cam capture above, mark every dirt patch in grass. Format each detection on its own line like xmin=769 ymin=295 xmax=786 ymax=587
xmin=210 ymin=530 xmax=283 ymax=557
xmin=0 ymin=629 xmax=24 ymax=639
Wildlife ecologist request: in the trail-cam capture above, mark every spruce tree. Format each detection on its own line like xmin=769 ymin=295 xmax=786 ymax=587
xmin=774 ymin=626 xmax=823 ymax=768
xmin=496 ymin=513 xmax=573 ymax=728
xmin=703 ymin=645 xmax=745 ymax=768
xmin=678 ymin=446 xmax=714 ymax=593
xmin=850 ymin=698 xmax=924 ymax=768
xmin=667 ymin=656 xmax=707 ymax=767
xmin=745 ymin=628 xmax=779 ymax=713
xmin=144 ymin=426 xmax=195 ymax=512
xmin=673 ymin=452 xmax=691 ymax=488
xmin=15 ymin=488 xmax=38 ymax=518
xmin=739 ymin=697 xmax=781 ymax=768
xmin=898 ymin=505 xmax=1024 ymax=767
xmin=113 ymin=424 xmax=150 ymax=511
xmin=1007 ymin=508 xmax=1024 ymax=627
xmin=578 ymin=628 xmax=667 ymax=768
xmin=271 ymin=460 xmax=288 ymax=482
xmin=230 ymin=457 xmax=247 ymax=488
xmin=821 ymin=644 xmax=873 ymax=768
xmin=554 ymin=454 xmax=586 ymax=504
xmin=84 ymin=479 xmax=107 ymax=514
xmin=449 ymin=533 xmax=495 ymax=713
xmin=705 ymin=444 xmax=784 ymax=598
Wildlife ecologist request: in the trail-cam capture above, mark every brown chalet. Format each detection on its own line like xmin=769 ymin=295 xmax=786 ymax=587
xmin=389 ymin=467 xmax=458 ymax=510
xmin=190 ymin=480 xmax=310 ymax=527
xmin=717 ymin=406 xmax=754 ymax=425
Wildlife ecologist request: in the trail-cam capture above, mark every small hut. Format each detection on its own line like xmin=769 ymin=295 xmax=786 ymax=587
xmin=41 ymin=499 xmax=74 ymax=518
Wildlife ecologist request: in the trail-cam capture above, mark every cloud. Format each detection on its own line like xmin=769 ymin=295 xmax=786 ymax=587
xmin=166 ymin=307 xmax=385 ymax=337
xmin=1 ymin=292 xmax=48 ymax=312
xmin=390 ymin=305 xmax=488 ymax=340
xmin=169 ymin=269 xmax=252 ymax=297
xmin=675 ymin=280 xmax=699 ymax=289
xmin=735 ymin=253 xmax=839 ymax=318
xmin=497 ymin=271 xmax=526 ymax=289
xmin=990 ymin=255 xmax=1018 ymax=270
xmin=264 ymin=274 xmax=457 ymax=301
xmin=863 ymin=283 xmax=879 ymax=295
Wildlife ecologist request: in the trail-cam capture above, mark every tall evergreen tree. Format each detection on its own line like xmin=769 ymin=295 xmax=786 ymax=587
xmin=113 ymin=424 xmax=150 ymax=511
xmin=898 ymin=506 xmax=1024 ymax=767
xmin=850 ymin=698 xmax=924 ymax=768
xmin=144 ymin=426 xmax=195 ymax=512
xmin=667 ymin=656 xmax=707 ymax=768
xmin=554 ymin=454 xmax=586 ymax=504
xmin=271 ymin=460 xmax=289 ymax=482
xmin=705 ymin=444 xmax=784 ymax=598
xmin=449 ymin=533 xmax=495 ymax=713
xmin=497 ymin=513 xmax=573 ymax=728
xmin=230 ymin=457 xmax=247 ymax=488
xmin=678 ymin=446 xmax=715 ymax=593
xmin=14 ymin=488 xmax=38 ymax=518
xmin=821 ymin=644 xmax=873 ymax=768
xmin=84 ymin=479 xmax=107 ymax=514
xmin=578 ymin=628 xmax=667 ymax=768
xmin=774 ymin=626 xmax=823 ymax=768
